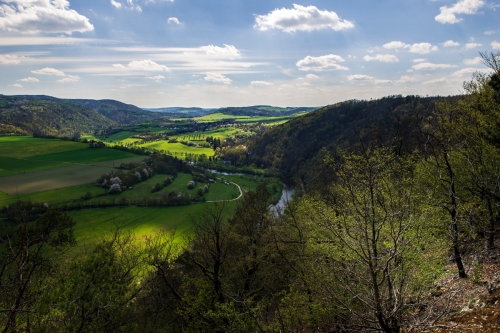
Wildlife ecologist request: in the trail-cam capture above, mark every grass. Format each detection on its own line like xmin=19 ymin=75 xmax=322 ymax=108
xmin=170 ymin=127 xmax=244 ymax=141
xmin=138 ymin=141 xmax=215 ymax=156
xmin=0 ymin=137 xmax=138 ymax=176
xmin=107 ymin=131 xmax=138 ymax=142
xmin=0 ymin=156 xmax=145 ymax=195
xmin=193 ymin=113 xmax=250 ymax=122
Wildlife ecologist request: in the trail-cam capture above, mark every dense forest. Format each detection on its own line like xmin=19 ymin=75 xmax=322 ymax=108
xmin=0 ymin=96 xmax=163 ymax=138
xmin=1 ymin=53 xmax=500 ymax=332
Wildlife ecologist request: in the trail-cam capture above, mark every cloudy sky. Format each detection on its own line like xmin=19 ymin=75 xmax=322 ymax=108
xmin=0 ymin=0 xmax=499 ymax=107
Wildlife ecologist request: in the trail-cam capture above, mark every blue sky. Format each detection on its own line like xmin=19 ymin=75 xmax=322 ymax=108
xmin=0 ymin=0 xmax=499 ymax=107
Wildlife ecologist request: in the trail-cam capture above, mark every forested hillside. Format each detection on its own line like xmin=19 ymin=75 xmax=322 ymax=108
xmin=0 ymin=95 xmax=116 ymax=138
xmin=247 ymin=95 xmax=460 ymax=186
xmin=68 ymin=99 xmax=161 ymax=125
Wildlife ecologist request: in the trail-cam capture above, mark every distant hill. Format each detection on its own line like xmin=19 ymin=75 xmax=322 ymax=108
xmin=247 ymin=95 xmax=460 ymax=187
xmin=142 ymin=107 xmax=216 ymax=117
xmin=217 ymin=105 xmax=319 ymax=117
xmin=0 ymin=95 xmax=116 ymax=138
xmin=67 ymin=99 xmax=162 ymax=125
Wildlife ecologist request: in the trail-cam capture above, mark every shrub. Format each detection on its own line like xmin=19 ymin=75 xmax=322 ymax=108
xmin=143 ymin=168 xmax=150 ymax=179
xmin=152 ymin=183 xmax=163 ymax=193
xmin=203 ymin=185 xmax=209 ymax=193
xmin=197 ymin=187 xmax=204 ymax=196
xmin=135 ymin=172 xmax=142 ymax=181
xmin=110 ymin=177 xmax=121 ymax=185
xmin=109 ymin=183 xmax=122 ymax=194
xmin=187 ymin=180 xmax=196 ymax=189
xmin=164 ymin=177 xmax=173 ymax=186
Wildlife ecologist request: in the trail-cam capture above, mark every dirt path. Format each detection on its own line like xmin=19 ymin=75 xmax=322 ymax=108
xmin=206 ymin=182 xmax=243 ymax=203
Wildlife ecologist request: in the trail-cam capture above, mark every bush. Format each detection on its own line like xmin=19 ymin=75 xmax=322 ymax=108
xmin=197 ymin=187 xmax=204 ymax=196
xmin=203 ymin=185 xmax=209 ymax=193
xmin=135 ymin=172 xmax=142 ymax=181
xmin=109 ymin=183 xmax=122 ymax=194
xmin=187 ymin=180 xmax=196 ymax=189
xmin=164 ymin=177 xmax=173 ymax=186
xmin=152 ymin=183 xmax=163 ymax=193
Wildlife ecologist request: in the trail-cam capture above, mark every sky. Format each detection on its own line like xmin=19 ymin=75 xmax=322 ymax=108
xmin=0 ymin=0 xmax=499 ymax=107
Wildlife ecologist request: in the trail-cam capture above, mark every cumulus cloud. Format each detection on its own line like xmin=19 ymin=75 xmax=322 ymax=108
xmin=412 ymin=62 xmax=458 ymax=70
xmin=126 ymin=60 xmax=170 ymax=71
xmin=435 ymin=0 xmax=485 ymax=24
xmin=167 ymin=17 xmax=180 ymax=24
xmin=109 ymin=0 xmax=141 ymax=12
xmin=12 ymin=83 xmax=22 ymax=88
xmin=0 ymin=54 xmax=22 ymax=64
xmin=423 ymin=78 xmax=449 ymax=84
xmin=452 ymin=67 xmax=493 ymax=77
xmin=31 ymin=67 xmax=66 ymax=76
xmin=57 ymin=74 xmax=80 ymax=83
xmin=493 ymin=41 xmax=500 ymax=50
xmin=363 ymin=54 xmax=399 ymax=63
xmin=198 ymin=44 xmax=240 ymax=59
xmin=463 ymin=57 xmax=483 ymax=65
xmin=18 ymin=77 xmax=39 ymax=82
xmin=413 ymin=58 xmax=427 ymax=63
xmin=204 ymin=73 xmax=231 ymax=85
xmin=254 ymin=4 xmax=354 ymax=33
xmin=347 ymin=74 xmax=391 ymax=84
xmin=296 ymin=54 xmax=348 ymax=71
xmin=465 ymin=42 xmax=482 ymax=49
xmin=443 ymin=40 xmax=460 ymax=47
xmin=383 ymin=41 xmax=410 ymax=50
xmin=0 ymin=0 xmax=94 ymax=34
xmin=146 ymin=75 xmax=165 ymax=82
xmin=251 ymin=81 xmax=273 ymax=86
xmin=110 ymin=0 xmax=122 ymax=8
xmin=409 ymin=43 xmax=438 ymax=54
xmin=397 ymin=76 xmax=417 ymax=83
xmin=113 ymin=63 xmax=126 ymax=68
xmin=305 ymin=74 xmax=320 ymax=79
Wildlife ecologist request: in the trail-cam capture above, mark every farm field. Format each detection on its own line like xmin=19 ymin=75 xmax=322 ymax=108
xmin=0 ymin=136 xmax=139 ymax=176
xmin=0 ymin=156 xmax=144 ymax=195
xmin=192 ymin=113 xmax=250 ymax=122
xmin=139 ymin=141 xmax=215 ymax=156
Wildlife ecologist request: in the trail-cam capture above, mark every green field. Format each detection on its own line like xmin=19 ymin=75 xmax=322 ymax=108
xmin=0 ymin=136 xmax=138 ymax=176
xmin=138 ymin=141 xmax=215 ymax=156
xmin=193 ymin=113 xmax=250 ymax=122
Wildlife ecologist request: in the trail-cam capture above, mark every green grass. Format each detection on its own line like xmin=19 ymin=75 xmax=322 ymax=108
xmin=193 ymin=113 xmax=250 ymax=122
xmin=170 ymin=127 xmax=244 ymax=141
xmin=138 ymin=141 xmax=215 ymax=157
xmin=107 ymin=131 xmax=137 ymax=142
xmin=0 ymin=137 xmax=138 ymax=176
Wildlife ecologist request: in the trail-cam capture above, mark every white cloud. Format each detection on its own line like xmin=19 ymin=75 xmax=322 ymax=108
xmin=198 ymin=44 xmax=240 ymax=59
xmin=113 ymin=63 xmax=126 ymax=68
xmin=251 ymin=81 xmax=273 ymax=86
xmin=204 ymin=73 xmax=231 ymax=85
xmin=305 ymin=74 xmax=320 ymax=79
xmin=493 ymin=41 xmax=500 ymax=50
xmin=463 ymin=57 xmax=483 ymax=65
xmin=167 ymin=17 xmax=180 ymax=24
xmin=397 ymin=76 xmax=417 ymax=83
xmin=57 ymin=74 xmax=80 ymax=83
xmin=109 ymin=0 xmax=142 ymax=11
xmin=110 ymin=0 xmax=122 ymax=8
xmin=0 ymin=54 xmax=21 ymax=64
xmin=31 ymin=67 xmax=66 ymax=76
xmin=409 ymin=43 xmax=438 ymax=54
xmin=18 ymin=77 xmax=39 ymax=82
xmin=383 ymin=41 xmax=410 ymax=50
xmin=127 ymin=60 xmax=170 ymax=71
xmin=363 ymin=54 xmax=399 ymax=63
xmin=0 ymin=0 xmax=94 ymax=34
xmin=347 ymin=74 xmax=391 ymax=84
xmin=465 ymin=42 xmax=482 ymax=49
xmin=452 ymin=67 xmax=493 ymax=77
xmin=435 ymin=0 xmax=485 ymax=24
xmin=413 ymin=58 xmax=427 ymax=63
xmin=484 ymin=30 xmax=497 ymax=35
xmin=12 ymin=83 xmax=22 ymax=88
xmin=296 ymin=54 xmax=348 ymax=71
xmin=423 ymin=78 xmax=449 ymax=84
xmin=254 ymin=4 xmax=354 ymax=33
xmin=412 ymin=62 xmax=457 ymax=70
xmin=443 ymin=40 xmax=460 ymax=47
xmin=146 ymin=75 xmax=165 ymax=82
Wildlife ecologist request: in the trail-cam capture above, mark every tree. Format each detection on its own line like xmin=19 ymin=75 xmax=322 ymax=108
xmin=301 ymin=148 xmax=441 ymax=332
xmin=0 ymin=208 xmax=75 ymax=332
